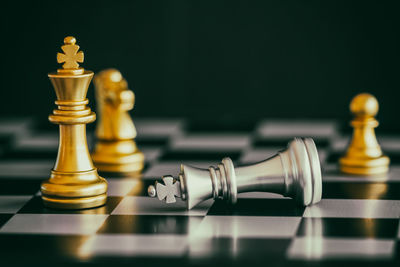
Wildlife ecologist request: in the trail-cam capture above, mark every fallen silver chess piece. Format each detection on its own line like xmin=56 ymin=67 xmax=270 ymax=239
xmin=148 ymin=138 xmax=322 ymax=210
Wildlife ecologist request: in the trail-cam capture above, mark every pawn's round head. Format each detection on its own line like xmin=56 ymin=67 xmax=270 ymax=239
xmin=350 ymin=93 xmax=379 ymax=117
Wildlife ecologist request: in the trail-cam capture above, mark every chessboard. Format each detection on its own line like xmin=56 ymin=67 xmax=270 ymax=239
xmin=0 ymin=117 xmax=399 ymax=266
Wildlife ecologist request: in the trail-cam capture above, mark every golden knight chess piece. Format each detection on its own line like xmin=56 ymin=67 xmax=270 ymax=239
xmin=339 ymin=93 xmax=390 ymax=175
xmin=41 ymin=36 xmax=108 ymax=209
xmin=91 ymin=69 xmax=144 ymax=174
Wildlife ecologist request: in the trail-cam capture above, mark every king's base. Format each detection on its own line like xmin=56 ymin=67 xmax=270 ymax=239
xmin=41 ymin=169 xmax=108 ymax=209
xmin=42 ymin=193 xmax=107 ymax=209
xmin=339 ymin=155 xmax=390 ymax=176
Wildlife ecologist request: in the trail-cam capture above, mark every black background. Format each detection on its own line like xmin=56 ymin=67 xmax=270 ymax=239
xmin=1 ymin=0 xmax=399 ymax=131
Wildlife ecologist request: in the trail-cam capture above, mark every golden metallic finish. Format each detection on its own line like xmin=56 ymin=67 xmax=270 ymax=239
xmin=340 ymin=93 xmax=390 ymax=175
xmin=57 ymin=36 xmax=84 ymax=70
xmin=41 ymin=37 xmax=107 ymax=209
xmin=92 ymin=69 xmax=144 ymax=174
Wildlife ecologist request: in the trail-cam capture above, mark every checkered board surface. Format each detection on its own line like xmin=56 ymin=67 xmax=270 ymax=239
xmin=0 ymin=117 xmax=400 ymax=266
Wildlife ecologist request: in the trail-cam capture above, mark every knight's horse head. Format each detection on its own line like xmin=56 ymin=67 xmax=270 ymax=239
xmin=94 ymin=69 xmax=134 ymax=111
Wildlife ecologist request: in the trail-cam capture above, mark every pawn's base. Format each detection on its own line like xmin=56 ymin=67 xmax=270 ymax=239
xmin=92 ymin=140 xmax=145 ymax=174
xmin=339 ymin=155 xmax=390 ymax=175
xmin=41 ymin=169 xmax=108 ymax=209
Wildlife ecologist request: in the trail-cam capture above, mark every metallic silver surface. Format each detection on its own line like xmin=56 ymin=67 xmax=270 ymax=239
xmin=147 ymin=185 xmax=157 ymax=198
xmin=150 ymin=176 xmax=182 ymax=203
xmin=148 ymin=138 xmax=322 ymax=210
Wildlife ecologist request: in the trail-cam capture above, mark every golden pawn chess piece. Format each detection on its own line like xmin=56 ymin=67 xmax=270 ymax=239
xmin=91 ymin=69 xmax=144 ymax=174
xmin=339 ymin=93 xmax=390 ymax=175
xmin=41 ymin=36 xmax=108 ymax=209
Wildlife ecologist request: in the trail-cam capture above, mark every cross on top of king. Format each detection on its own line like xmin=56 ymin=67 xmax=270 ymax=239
xmin=56 ymin=36 xmax=84 ymax=74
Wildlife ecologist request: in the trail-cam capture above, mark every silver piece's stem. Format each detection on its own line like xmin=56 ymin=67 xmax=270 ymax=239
xmin=148 ymin=138 xmax=322 ymax=210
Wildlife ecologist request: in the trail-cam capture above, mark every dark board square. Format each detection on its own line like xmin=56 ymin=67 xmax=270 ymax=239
xmin=0 ymin=214 xmax=13 ymax=228
xmin=326 ymin=151 xmax=342 ymax=163
xmin=0 ymin=179 xmax=42 ymax=195
xmin=0 ymin=134 xmax=14 ymax=147
xmin=326 ymin=151 xmax=400 ymax=165
xmin=189 ymin=237 xmax=291 ymax=261
xmin=186 ymin=120 xmax=257 ymax=133
xmin=387 ymin=152 xmax=400 ymax=164
xmin=161 ymin=150 xmax=241 ymax=161
xmin=254 ymin=137 xmax=330 ymax=149
xmin=4 ymin=149 xmax=58 ymax=160
xmin=395 ymin=240 xmax=400 ymax=260
xmin=97 ymin=215 xmax=203 ymax=235
xmin=323 ymin=182 xmax=400 ymax=200
xmin=0 ymin=234 xmax=89 ymax=263
xmin=207 ymin=198 xmax=305 ymax=217
xmin=0 ymin=134 xmax=15 ymax=158
xmin=297 ymin=218 xmax=400 ymax=238
xmin=18 ymin=196 xmax=123 ymax=215
xmin=136 ymin=136 xmax=170 ymax=147
xmin=253 ymin=138 xmax=290 ymax=148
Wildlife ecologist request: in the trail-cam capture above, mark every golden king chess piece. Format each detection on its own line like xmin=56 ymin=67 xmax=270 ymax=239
xmin=41 ymin=36 xmax=108 ymax=209
xmin=91 ymin=69 xmax=144 ymax=174
xmin=339 ymin=93 xmax=390 ymax=175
